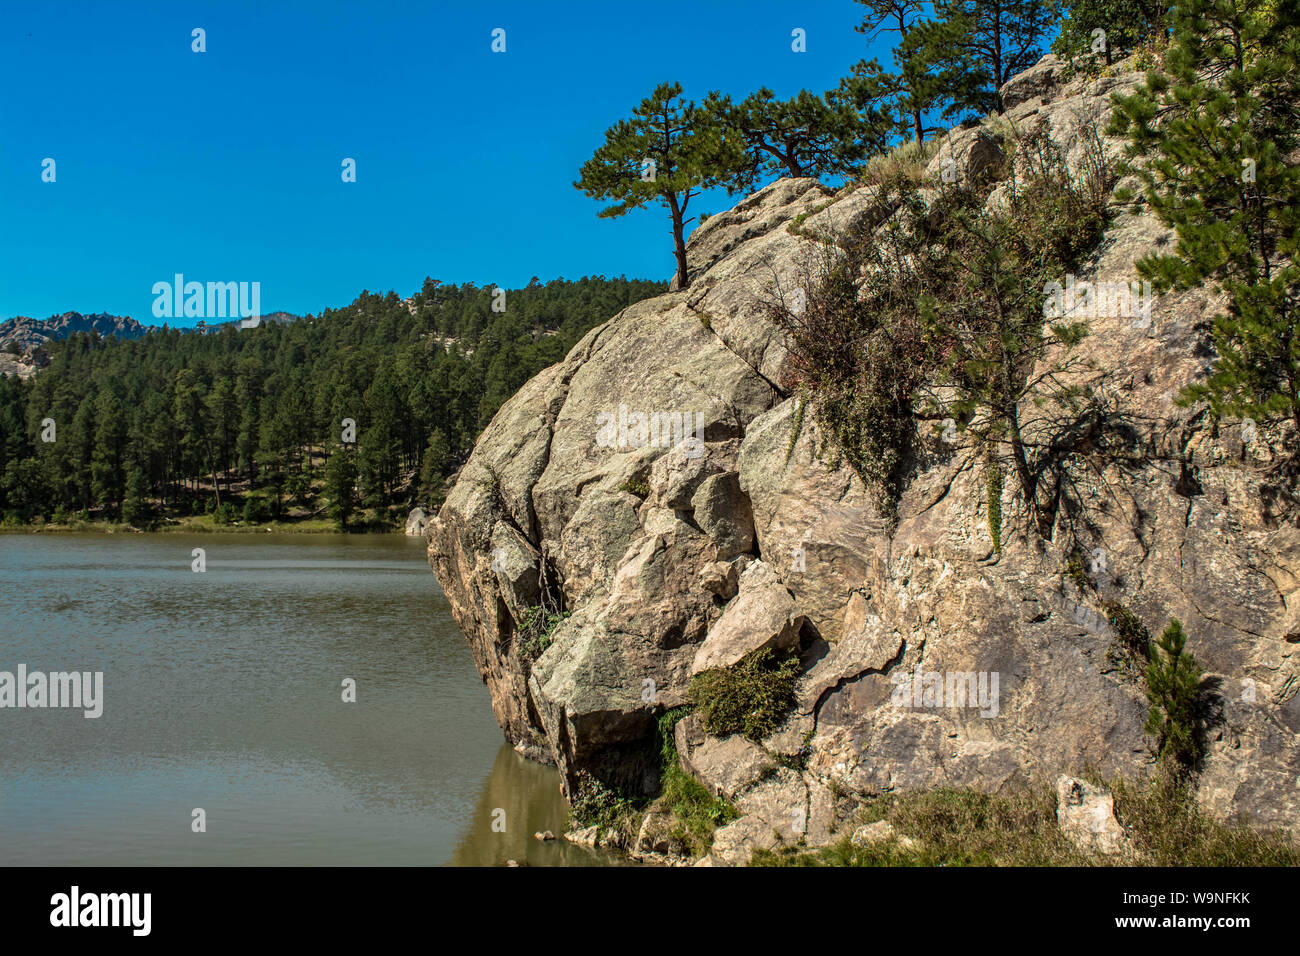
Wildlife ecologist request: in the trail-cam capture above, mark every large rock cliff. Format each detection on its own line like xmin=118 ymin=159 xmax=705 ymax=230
xmin=429 ymin=55 xmax=1300 ymax=864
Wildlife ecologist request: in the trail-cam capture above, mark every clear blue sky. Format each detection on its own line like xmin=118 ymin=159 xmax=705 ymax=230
xmin=0 ymin=0 xmax=893 ymax=325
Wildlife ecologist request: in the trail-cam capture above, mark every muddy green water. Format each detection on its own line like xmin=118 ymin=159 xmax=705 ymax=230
xmin=0 ymin=533 xmax=614 ymax=866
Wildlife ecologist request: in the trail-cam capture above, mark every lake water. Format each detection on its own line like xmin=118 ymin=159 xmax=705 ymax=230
xmin=0 ymin=533 xmax=613 ymax=866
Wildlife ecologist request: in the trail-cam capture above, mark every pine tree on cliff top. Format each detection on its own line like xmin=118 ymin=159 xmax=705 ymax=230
xmin=1052 ymin=0 xmax=1169 ymax=67
xmin=900 ymin=0 xmax=1057 ymax=120
xmin=851 ymin=0 xmax=932 ymax=144
xmin=702 ymin=86 xmax=879 ymax=193
xmin=574 ymin=82 xmax=745 ymax=290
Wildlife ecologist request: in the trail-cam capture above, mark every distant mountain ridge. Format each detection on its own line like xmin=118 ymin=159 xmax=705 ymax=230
xmin=0 ymin=311 xmax=147 ymax=353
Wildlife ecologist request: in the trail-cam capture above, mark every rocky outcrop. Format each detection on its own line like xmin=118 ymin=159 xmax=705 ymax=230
xmin=430 ymin=53 xmax=1300 ymax=864
xmin=0 ymin=311 xmax=146 ymax=354
xmin=690 ymin=560 xmax=804 ymax=674
xmin=999 ymin=52 xmax=1062 ymax=110
xmin=1056 ymin=776 xmax=1128 ymax=856
xmin=0 ymin=352 xmax=37 ymax=380
xmin=405 ymin=508 xmax=429 ymax=536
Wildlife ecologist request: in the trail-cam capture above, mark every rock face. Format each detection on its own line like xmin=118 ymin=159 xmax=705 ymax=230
xmin=0 ymin=352 xmax=37 ymax=380
xmin=429 ymin=54 xmax=1300 ymax=863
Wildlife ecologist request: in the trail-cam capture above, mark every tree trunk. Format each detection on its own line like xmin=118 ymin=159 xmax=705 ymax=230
xmin=992 ymin=3 xmax=1005 ymax=114
xmin=666 ymin=191 xmax=690 ymax=290
xmin=1006 ymin=406 xmax=1048 ymax=538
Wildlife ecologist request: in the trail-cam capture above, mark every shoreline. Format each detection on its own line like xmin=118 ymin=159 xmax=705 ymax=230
xmin=0 ymin=520 xmax=407 ymax=535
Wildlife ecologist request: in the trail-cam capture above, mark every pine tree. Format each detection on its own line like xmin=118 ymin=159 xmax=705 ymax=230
xmin=69 ymin=395 xmax=96 ymax=509
xmin=1144 ymin=619 xmax=1204 ymax=769
xmin=418 ymin=427 xmax=451 ymax=508
xmin=91 ymin=389 xmax=127 ymax=515
xmin=358 ymin=419 xmax=400 ymax=510
xmin=122 ymin=464 xmax=148 ymax=526
xmin=1053 ymin=0 xmax=1168 ymax=67
xmin=206 ymin=377 xmax=238 ymax=502
xmin=706 ymin=86 xmax=878 ymax=191
xmin=905 ymin=0 xmax=1057 ymax=119
xmin=1110 ymin=0 xmax=1300 ymax=431
xmin=324 ymin=444 xmax=358 ymax=531
xmin=575 ymin=82 xmax=745 ymax=289
xmin=852 ymin=0 xmax=930 ymax=143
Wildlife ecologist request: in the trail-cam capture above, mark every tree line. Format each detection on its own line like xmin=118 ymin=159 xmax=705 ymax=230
xmin=574 ymin=1 xmax=1188 ymax=291
xmin=0 ymin=276 xmax=665 ymax=528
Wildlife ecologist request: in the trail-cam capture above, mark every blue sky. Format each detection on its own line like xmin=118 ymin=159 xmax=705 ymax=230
xmin=0 ymin=0 xmax=894 ymax=324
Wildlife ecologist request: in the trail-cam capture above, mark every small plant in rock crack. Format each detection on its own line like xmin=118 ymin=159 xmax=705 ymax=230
xmin=1064 ymin=550 xmax=1091 ymax=593
xmin=516 ymin=605 xmax=569 ymax=665
xmin=473 ymin=463 xmax=506 ymax=513
xmin=618 ymin=477 xmax=651 ymax=498
xmin=985 ymin=459 xmax=1003 ymax=556
xmin=1103 ymin=600 xmax=1150 ymax=676
xmin=774 ymin=726 xmax=816 ymax=772
xmin=775 ymin=745 xmax=814 ymax=773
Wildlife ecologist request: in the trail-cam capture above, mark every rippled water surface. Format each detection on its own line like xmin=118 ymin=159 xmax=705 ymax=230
xmin=0 ymin=533 xmax=612 ymax=866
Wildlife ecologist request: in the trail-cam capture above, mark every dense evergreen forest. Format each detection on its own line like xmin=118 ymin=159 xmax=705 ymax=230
xmin=0 ymin=276 xmax=664 ymax=529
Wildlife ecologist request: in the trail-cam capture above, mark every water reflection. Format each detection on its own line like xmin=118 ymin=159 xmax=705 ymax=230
xmin=450 ymin=744 xmax=625 ymax=866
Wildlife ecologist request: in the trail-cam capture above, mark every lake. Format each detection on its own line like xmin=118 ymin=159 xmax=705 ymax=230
xmin=0 ymin=533 xmax=613 ymax=866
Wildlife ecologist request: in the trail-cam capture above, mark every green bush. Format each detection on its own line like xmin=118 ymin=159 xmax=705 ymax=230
xmin=688 ymin=646 xmax=801 ymax=741
xmin=570 ymin=770 xmax=639 ymax=832
xmin=243 ymin=496 xmax=273 ymax=524
xmin=618 ymin=478 xmax=650 ymax=498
